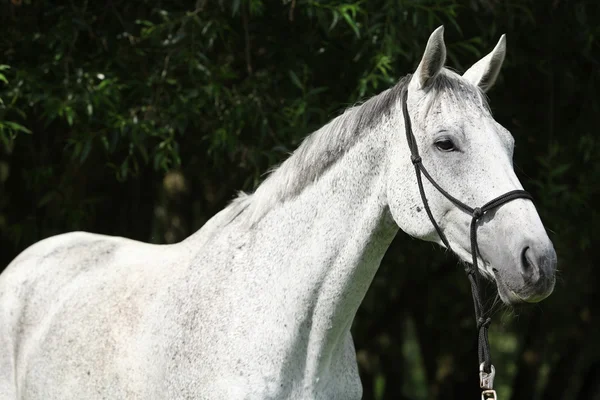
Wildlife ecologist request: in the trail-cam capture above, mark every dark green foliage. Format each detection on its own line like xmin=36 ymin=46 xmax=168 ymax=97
xmin=1 ymin=0 xmax=598 ymax=398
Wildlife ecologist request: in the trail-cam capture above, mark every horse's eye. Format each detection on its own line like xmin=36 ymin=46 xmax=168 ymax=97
xmin=435 ymin=139 xmax=455 ymax=152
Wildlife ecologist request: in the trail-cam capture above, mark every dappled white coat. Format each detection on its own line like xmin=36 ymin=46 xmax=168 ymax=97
xmin=0 ymin=27 xmax=555 ymax=399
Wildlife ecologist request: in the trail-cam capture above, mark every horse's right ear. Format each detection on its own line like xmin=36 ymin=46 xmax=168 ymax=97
xmin=413 ymin=26 xmax=446 ymax=90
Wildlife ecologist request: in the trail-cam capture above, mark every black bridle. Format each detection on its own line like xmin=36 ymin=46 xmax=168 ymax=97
xmin=401 ymin=88 xmax=533 ymax=398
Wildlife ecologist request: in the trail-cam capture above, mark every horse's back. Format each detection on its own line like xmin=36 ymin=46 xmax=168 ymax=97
xmin=0 ymin=231 xmax=173 ymax=399
xmin=0 ymin=231 xmax=153 ymax=324
xmin=3 ymin=232 xmax=110 ymax=292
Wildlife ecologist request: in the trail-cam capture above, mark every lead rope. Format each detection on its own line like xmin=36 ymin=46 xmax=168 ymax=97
xmin=401 ymin=87 xmax=533 ymax=399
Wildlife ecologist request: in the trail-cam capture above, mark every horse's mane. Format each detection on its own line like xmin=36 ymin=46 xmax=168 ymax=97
xmin=227 ymin=69 xmax=489 ymax=225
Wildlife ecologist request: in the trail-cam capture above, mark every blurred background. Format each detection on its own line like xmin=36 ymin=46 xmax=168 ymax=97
xmin=1 ymin=0 xmax=598 ymax=399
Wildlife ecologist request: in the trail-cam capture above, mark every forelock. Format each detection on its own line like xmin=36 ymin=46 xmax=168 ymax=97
xmin=420 ymin=69 xmax=490 ymax=116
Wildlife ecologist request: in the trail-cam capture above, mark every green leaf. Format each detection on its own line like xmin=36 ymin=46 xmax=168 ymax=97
xmin=329 ymin=10 xmax=340 ymax=31
xmin=374 ymin=374 xmax=386 ymax=400
xmin=550 ymin=164 xmax=571 ymax=177
xmin=135 ymin=19 xmax=154 ymax=27
xmin=66 ymin=110 xmax=74 ymax=126
xmin=288 ymin=70 xmax=303 ymax=91
xmin=37 ymin=191 xmax=56 ymax=208
xmin=80 ymin=140 xmax=93 ymax=163
xmin=454 ymin=40 xmax=482 ymax=58
xmin=4 ymin=121 xmax=32 ymax=134
xmin=341 ymin=10 xmax=360 ymax=38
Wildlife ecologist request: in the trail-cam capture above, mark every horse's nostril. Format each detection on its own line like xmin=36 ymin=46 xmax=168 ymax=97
xmin=521 ymin=246 xmax=533 ymax=274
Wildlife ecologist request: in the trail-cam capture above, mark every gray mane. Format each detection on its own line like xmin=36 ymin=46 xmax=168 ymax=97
xmin=228 ymin=69 xmax=488 ymax=225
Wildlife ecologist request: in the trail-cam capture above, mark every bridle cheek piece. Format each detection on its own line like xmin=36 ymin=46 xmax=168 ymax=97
xmin=401 ymin=87 xmax=533 ymax=396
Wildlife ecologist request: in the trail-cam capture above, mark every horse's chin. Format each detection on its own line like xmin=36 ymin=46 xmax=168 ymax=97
xmin=473 ymin=262 xmax=524 ymax=306
xmin=492 ymin=271 xmax=555 ymax=305
xmin=493 ymin=278 xmax=525 ymax=305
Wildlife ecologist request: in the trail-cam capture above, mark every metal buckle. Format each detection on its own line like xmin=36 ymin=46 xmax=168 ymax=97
xmin=481 ymin=389 xmax=497 ymax=400
xmin=479 ymin=363 xmax=495 ymax=390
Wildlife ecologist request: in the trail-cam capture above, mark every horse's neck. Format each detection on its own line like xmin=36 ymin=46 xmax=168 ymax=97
xmin=225 ymin=128 xmax=399 ymax=378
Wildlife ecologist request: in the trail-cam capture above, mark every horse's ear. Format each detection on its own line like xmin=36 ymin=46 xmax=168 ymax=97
xmin=414 ymin=26 xmax=446 ymax=90
xmin=463 ymin=35 xmax=506 ymax=92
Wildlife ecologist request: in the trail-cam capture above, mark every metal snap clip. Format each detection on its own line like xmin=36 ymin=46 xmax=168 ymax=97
xmin=479 ymin=363 xmax=495 ymax=390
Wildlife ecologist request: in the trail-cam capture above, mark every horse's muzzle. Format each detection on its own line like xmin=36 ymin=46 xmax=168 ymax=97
xmin=503 ymin=242 xmax=557 ymax=304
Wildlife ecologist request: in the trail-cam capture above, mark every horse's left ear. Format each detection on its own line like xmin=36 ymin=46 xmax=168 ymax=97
xmin=463 ymin=35 xmax=506 ymax=92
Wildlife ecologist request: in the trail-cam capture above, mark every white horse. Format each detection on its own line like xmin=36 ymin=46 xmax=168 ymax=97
xmin=0 ymin=27 xmax=556 ymax=399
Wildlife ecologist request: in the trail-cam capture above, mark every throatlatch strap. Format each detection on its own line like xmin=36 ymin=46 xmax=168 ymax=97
xmin=401 ymin=88 xmax=533 ymax=375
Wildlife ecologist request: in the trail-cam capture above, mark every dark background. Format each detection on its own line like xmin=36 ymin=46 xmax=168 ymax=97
xmin=1 ymin=1 xmax=598 ymax=399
